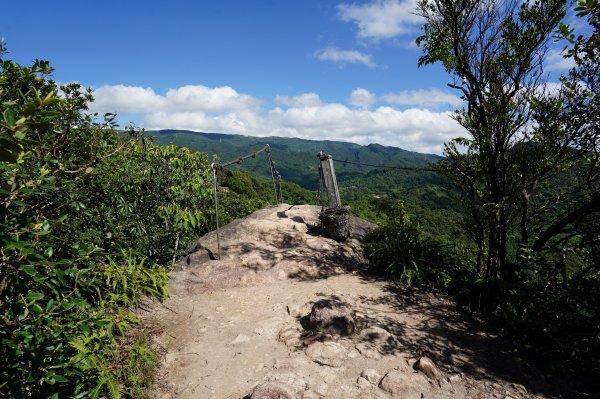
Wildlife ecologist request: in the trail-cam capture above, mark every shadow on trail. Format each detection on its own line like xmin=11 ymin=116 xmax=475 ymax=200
xmin=350 ymin=274 xmax=572 ymax=398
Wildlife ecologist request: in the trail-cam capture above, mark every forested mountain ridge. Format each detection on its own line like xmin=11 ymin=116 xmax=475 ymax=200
xmin=149 ymin=129 xmax=442 ymax=190
xmin=149 ymin=129 xmax=464 ymax=242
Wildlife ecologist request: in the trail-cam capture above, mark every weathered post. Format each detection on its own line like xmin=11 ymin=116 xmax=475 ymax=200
xmin=317 ymin=151 xmax=351 ymax=241
xmin=318 ymin=151 xmax=342 ymax=208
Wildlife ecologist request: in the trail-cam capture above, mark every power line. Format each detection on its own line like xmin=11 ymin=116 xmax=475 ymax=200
xmin=331 ymin=157 xmax=437 ymax=172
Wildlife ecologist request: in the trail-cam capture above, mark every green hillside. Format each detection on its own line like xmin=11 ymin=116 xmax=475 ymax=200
xmin=147 ymin=129 xmax=465 ymax=244
xmin=148 ymin=130 xmax=442 ymax=190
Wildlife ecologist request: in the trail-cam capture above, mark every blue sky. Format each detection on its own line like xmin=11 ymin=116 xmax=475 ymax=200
xmin=1 ymin=0 xmax=574 ymax=154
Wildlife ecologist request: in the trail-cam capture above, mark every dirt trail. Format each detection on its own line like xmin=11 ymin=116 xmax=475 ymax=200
xmin=142 ymin=205 xmax=563 ymax=399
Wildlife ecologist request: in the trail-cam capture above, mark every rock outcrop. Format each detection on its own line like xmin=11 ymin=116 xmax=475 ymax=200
xmin=307 ymin=298 xmax=355 ymax=336
xmin=144 ymin=205 xmax=566 ymax=399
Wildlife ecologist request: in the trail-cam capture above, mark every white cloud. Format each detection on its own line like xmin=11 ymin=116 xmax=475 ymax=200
xmin=263 ymin=104 xmax=463 ymax=153
xmin=89 ymin=84 xmax=259 ymax=114
xmin=533 ymin=81 xmax=563 ymax=98
xmin=315 ymin=47 xmax=376 ymax=68
xmin=90 ymin=85 xmax=163 ymax=113
xmin=545 ymin=48 xmax=576 ymax=72
xmin=337 ymin=0 xmax=422 ymax=40
xmin=349 ymin=88 xmax=376 ymax=109
xmin=163 ymin=85 xmax=259 ymax=112
xmin=145 ymin=111 xmax=259 ymax=135
xmin=383 ymin=88 xmax=463 ymax=107
xmin=89 ymin=84 xmax=466 ymax=154
xmin=275 ymin=93 xmax=322 ymax=107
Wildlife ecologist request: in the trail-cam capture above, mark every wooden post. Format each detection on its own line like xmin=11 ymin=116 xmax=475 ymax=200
xmin=318 ymin=151 xmax=342 ymax=208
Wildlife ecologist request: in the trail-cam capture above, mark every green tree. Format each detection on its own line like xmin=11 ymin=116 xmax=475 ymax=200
xmin=532 ymin=0 xmax=600 ymax=253
xmin=417 ymin=0 xmax=567 ymax=277
xmin=0 ymin=44 xmax=213 ymax=398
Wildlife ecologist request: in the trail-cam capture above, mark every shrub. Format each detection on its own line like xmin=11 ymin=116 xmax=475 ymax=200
xmin=363 ymin=200 xmax=472 ymax=288
xmin=0 ymin=47 xmax=209 ymax=397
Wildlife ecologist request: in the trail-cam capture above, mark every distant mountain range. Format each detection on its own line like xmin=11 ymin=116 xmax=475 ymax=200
xmin=148 ymin=130 xmax=443 ymax=190
xmin=148 ymin=129 xmax=463 ymax=240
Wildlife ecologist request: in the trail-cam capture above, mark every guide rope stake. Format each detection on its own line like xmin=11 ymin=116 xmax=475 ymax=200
xmin=211 ymin=162 xmax=222 ymax=260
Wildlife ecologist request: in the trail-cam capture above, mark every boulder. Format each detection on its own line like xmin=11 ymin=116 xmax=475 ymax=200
xmin=308 ymin=298 xmax=355 ymax=336
xmin=378 ymin=370 xmax=429 ymax=398
xmin=305 ymin=341 xmax=347 ymax=367
xmin=250 ymin=381 xmax=297 ymax=399
xmin=413 ymin=356 xmax=442 ymax=380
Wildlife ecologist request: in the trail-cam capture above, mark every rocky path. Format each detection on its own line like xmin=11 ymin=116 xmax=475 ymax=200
xmin=142 ymin=205 xmax=564 ymax=399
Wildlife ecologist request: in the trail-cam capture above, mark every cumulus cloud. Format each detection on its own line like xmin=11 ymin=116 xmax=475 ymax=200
xmin=315 ymin=47 xmax=376 ymax=68
xmin=337 ymin=0 xmax=422 ymax=40
xmin=263 ymin=104 xmax=463 ymax=153
xmin=89 ymin=84 xmax=466 ymax=154
xmin=90 ymin=85 xmax=163 ymax=113
xmin=163 ymin=85 xmax=259 ymax=112
xmin=89 ymin=84 xmax=259 ymax=114
xmin=383 ymin=88 xmax=463 ymax=107
xmin=349 ymin=88 xmax=376 ymax=109
xmin=275 ymin=93 xmax=322 ymax=107
xmin=545 ymin=48 xmax=576 ymax=72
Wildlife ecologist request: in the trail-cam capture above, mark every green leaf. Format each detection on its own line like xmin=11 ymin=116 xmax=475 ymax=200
xmin=21 ymin=265 xmax=38 ymax=277
xmin=53 ymin=374 xmax=68 ymax=383
xmin=31 ymin=303 xmax=43 ymax=314
xmin=3 ymin=108 xmax=16 ymax=127
xmin=19 ymin=307 xmax=29 ymax=320
xmin=26 ymin=291 xmax=44 ymax=302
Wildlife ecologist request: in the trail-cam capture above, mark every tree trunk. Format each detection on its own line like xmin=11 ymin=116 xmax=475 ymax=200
xmin=476 ymin=222 xmax=485 ymax=275
xmin=532 ymin=197 xmax=600 ymax=251
xmin=520 ymin=189 xmax=530 ymax=247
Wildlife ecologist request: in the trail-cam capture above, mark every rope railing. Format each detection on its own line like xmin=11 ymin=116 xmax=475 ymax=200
xmin=210 ymin=144 xmax=283 ymax=260
xmin=212 ymin=144 xmax=271 ymax=169
xmin=330 ymin=157 xmax=436 ymax=171
xmin=209 ymin=147 xmax=435 ymax=259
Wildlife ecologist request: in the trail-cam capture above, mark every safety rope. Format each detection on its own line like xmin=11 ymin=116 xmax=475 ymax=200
xmin=209 ymin=147 xmax=434 ymax=261
xmin=210 ymin=144 xmax=284 ymax=260
xmin=331 ymin=157 xmax=436 ymax=171
xmin=218 ymin=145 xmax=271 ymax=168
xmin=210 ymin=163 xmax=222 ymax=260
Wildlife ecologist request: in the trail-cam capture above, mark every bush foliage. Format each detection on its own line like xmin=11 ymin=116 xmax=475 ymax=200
xmin=0 ymin=45 xmax=287 ymax=398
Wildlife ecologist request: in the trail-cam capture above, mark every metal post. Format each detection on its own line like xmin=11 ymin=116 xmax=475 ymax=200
xmin=211 ymin=163 xmax=221 ymax=260
xmin=317 ymin=151 xmax=342 ymax=208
